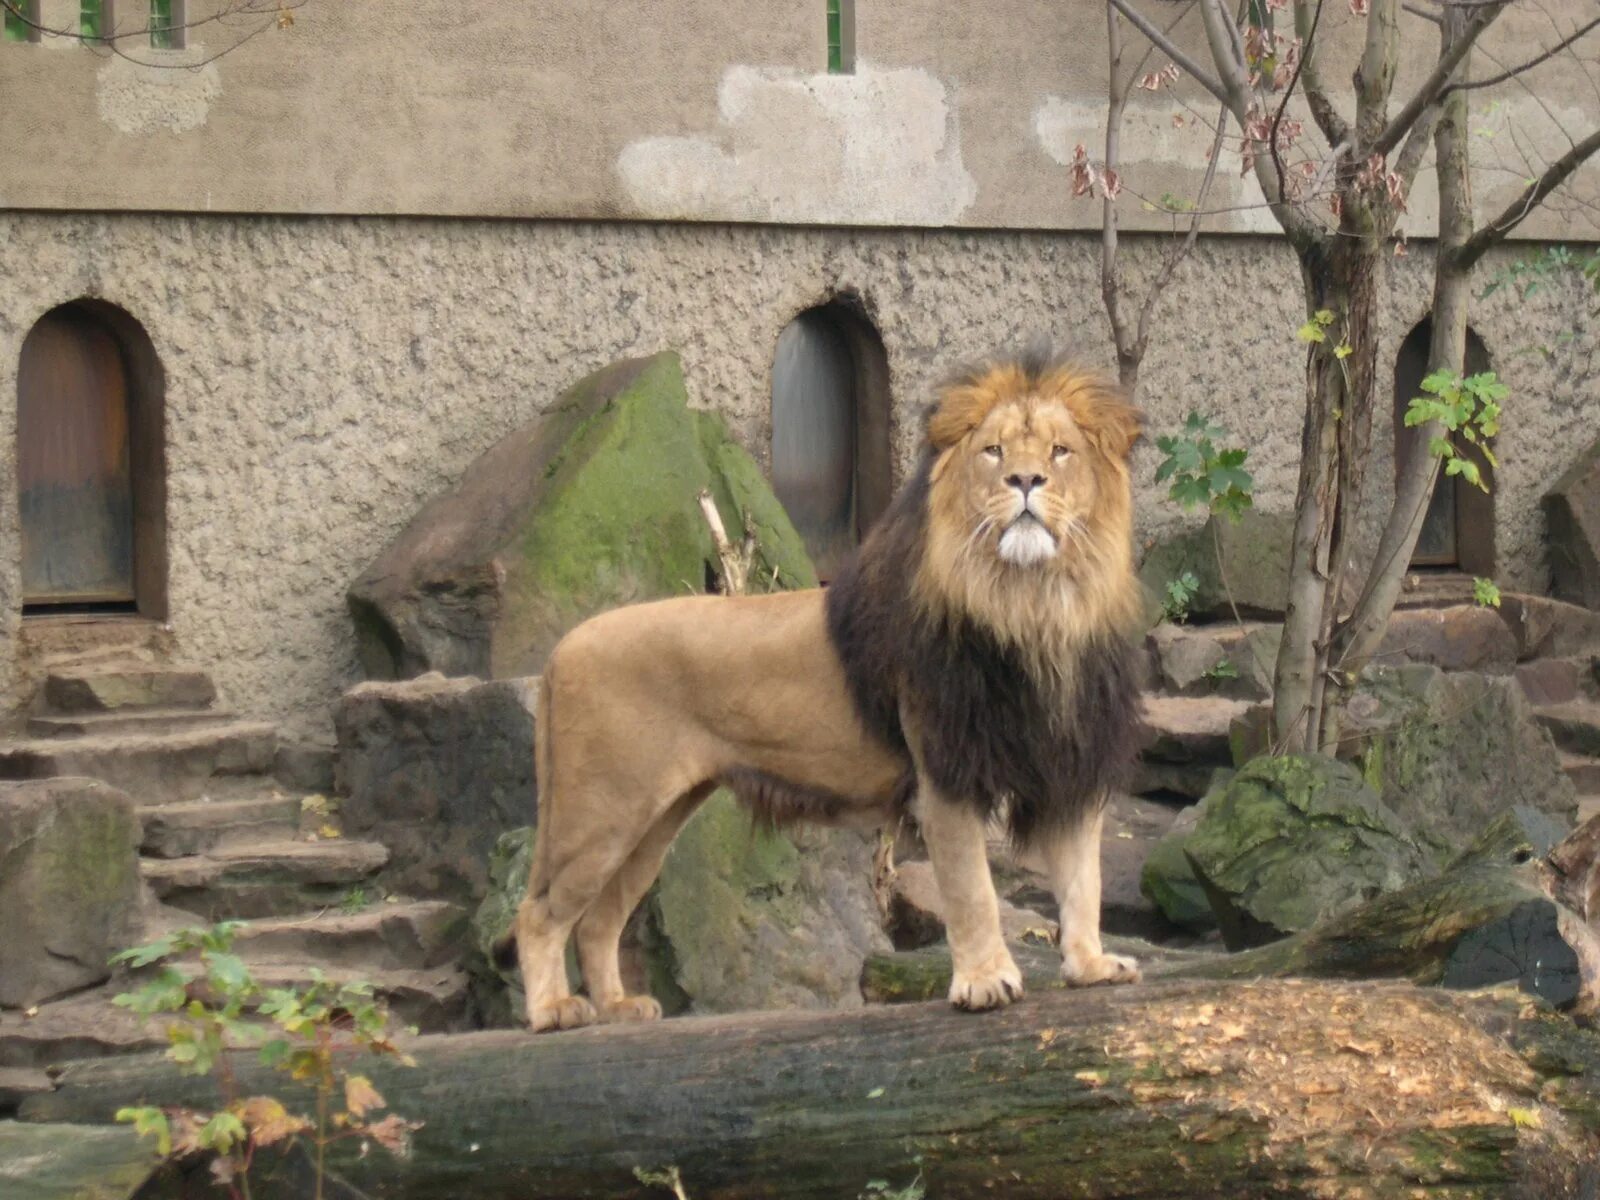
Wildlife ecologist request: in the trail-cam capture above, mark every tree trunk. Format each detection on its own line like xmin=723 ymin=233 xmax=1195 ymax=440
xmin=20 ymin=979 xmax=1600 ymax=1199
xmin=1328 ymin=6 xmax=1478 ymax=696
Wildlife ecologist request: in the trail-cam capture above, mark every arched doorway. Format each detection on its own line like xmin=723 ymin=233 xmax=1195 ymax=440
xmin=17 ymin=301 xmax=167 ymax=616
xmin=1392 ymin=319 xmax=1494 ymax=573
xmin=771 ymin=299 xmax=891 ymax=581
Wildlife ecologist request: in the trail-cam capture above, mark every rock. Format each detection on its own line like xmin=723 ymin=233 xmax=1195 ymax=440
xmin=0 ymin=1121 xmax=155 ymax=1199
xmin=1346 ymin=664 xmax=1577 ymax=861
xmin=1180 ymin=755 xmax=1429 ymax=949
xmin=1500 ymin=593 xmax=1600 ymax=660
xmin=1515 ymin=658 xmax=1582 ymax=707
xmin=1140 ymin=695 xmax=1245 ymax=797
xmin=1099 ymin=793 xmax=1189 ymax=939
xmin=1146 ymin=623 xmax=1275 ymax=700
xmin=1375 ymin=605 xmax=1517 ymax=674
xmin=1544 ymin=438 xmax=1600 ymax=611
xmin=348 ymin=352 xmax=816 ymax=681
xmin=469 ymin=794 xmax=893 ymax=1022
xmin=0 ymin=779 xmax=141 ymax=1008
xmin=654 ymin=792 xmax=892 ymax=1013
xmin=1139 ymin=801 xmax=1216 ymax=931
xmin=335 ymin=673 xmax=538 ymax=902
xmin=1138 ymin=510 xmax=1294 ymax=619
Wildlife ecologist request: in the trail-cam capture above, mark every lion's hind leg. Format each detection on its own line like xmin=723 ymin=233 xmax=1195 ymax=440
xmin=1033 ymin=806 xmax=1139 ymax=987
xmin=575 ymin=784 xmax=711 ymax=1024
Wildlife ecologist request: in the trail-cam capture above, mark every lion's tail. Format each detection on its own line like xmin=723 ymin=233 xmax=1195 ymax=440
xmin=492 ymin=668 xmax=556 ymax=972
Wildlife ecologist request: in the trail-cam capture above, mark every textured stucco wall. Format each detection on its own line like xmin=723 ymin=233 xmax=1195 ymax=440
xmin=1 ymin=212 xmax=1596 ymax=734
xmin=0 ymin=0 xmax=1596 ymax=239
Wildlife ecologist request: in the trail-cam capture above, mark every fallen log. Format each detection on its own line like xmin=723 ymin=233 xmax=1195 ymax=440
xmin=20 ymin=979 xmax=1600 ymax=1199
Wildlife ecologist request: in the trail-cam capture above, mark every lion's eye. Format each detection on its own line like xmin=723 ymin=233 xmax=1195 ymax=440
xmin=1052 ymin=444 xmax=1072 ymax=461
xmin=983 ymin=445 xmax=1003 ymax=461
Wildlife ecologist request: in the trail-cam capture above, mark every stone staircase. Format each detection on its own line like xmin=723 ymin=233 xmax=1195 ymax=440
xmin=0 ymin=660 xmax=471 ymax=1108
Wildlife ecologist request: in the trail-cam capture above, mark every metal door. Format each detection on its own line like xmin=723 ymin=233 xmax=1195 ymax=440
xmin=772 ymin=311 xmax=857 ymax=581
xmin=18 ymin=308 xmax=135 ymax=604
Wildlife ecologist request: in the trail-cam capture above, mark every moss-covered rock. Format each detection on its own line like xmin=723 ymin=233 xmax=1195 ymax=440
xmin=349 ymin=352 xmax=816 ymax=680
xmin=654 ymin=791 xmax=890 ymax=1013
xmin=1347 ymin=664 xmax=1577 ymax=862
xmin=1139 ymin=801 xmax=1216 ymax=931
xmin=1176 ymin=755 xmax=1430 ymax=948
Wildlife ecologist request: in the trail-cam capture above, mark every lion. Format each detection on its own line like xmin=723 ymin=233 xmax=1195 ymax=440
xmin=507 ymin=345 xmax=1147 ymax=1032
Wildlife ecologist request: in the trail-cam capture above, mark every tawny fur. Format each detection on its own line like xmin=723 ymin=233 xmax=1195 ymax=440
xmin=507 ymin=349 xmax=1147 ymax=1033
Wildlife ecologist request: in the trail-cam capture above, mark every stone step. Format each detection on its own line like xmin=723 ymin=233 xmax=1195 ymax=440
xmin=1515 ymin=659 xmax=1583 ymax=708
xmin=0 ymin=992 xmax=166 ymax=1071
xmin=137 ymin=794 xmax=303 ymax=858
xmin=1535 ymin=701 xmax=1600 ymax=757
xmin=1141 ymin=694 xmax=1247 ymax=763
xmin=1560 ymin=753 xmax=1600 ymax=794
xmin=0 ymin=721 xmax=277 ymax=804
xmin=172 ymin=959 xmax=470 ymax=1034
xmin=27 ymin=707 xmax=240 ymax=739
xmin=0 ymin=1065 xmax=56 ymax=1115
xmin=40 ymin=665 xmax=216 ymax=715
xmin=225 ymin=900 xmax=468 ymax=972
xmin=1582 ymin=794 xmax=1600 ymax=825
xmin=142 ymin=839 xmax=390 ymax=920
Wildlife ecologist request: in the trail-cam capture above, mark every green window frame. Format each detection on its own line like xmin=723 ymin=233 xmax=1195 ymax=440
xmin=826 ymin=0 xmax=854 ymax=74
xmin=3 ymin=0 xmax=39 ymax=44
xmin=149 ymin=0 xmax=182 ymax=49
xmin=80 ymin=0 xmax=107 ymax=41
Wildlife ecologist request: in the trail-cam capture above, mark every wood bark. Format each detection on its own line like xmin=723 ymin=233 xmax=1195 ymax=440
xmin=21 ymin=977 xmax=1600 ymax=1199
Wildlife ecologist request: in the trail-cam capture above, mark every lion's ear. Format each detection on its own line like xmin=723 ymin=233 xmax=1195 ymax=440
xmin=1077 ymin=392 xmax=1144 ymax=462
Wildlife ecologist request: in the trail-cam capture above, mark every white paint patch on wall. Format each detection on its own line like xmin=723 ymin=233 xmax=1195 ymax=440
xmin=96 ymin=53 xmax=222 ymax=136
xmin=617 ymin=62 xmax=977 ymax=226
xmin=1033 ymin=95 xmax=1279 ymax=235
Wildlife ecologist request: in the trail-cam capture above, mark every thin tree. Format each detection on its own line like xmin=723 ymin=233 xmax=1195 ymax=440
xmin=1090 ymin=0 xmax=1600 ymax=752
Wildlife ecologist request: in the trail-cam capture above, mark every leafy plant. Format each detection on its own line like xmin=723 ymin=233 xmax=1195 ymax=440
xmin=1203 ymin=657 xmax=1240 ymax=684
xmin=340 ymin=885 xmax=371 ymax=915
xmin=635 ymin=1164 xmax=692 ymax=1199
xmin=1154 ymin=412 xmax=1254 ymax=522
xmin=1161 ymin=571 xmax=1201 ymax=624
xmin=112 ymin=922 xmax=420 ymax=1200
xmin=1403 ymin=369 xmax=1507 ymax=492
xmin=1481 ymin=244 xmax=1600 ymax=302
xmin=1474 ymin=577 xmax=1502 ymax=609
xmin=860 ymin=1174 xmax=926 ymax=1200
xmin=1295 ymin=308 xmax=1354 ymax=360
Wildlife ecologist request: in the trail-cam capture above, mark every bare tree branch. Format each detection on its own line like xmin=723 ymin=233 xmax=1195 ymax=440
xmin=1453 ymin=125 xmax=1600 ymax=268
xmin=1106 ymin=0 xmax=1233 ymax=108
xmin=1294 ymin=0 xmax=1353 ymax=147
xmin=1445 ymin=13 xmax=1600 ymax=94
xmin=1370 ymin=0 xmax=1510 ymax=156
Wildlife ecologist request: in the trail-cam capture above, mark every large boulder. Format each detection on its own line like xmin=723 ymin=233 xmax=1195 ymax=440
xmin=653 ymin=793 xmax=891 ymax=1013
xmin=1347 ymin=664 xmax=1577 ymax=861
xmin=1139 ymin=801 xmax=1216 ymax=931
xmin=1178 ymin=755 xmax=1428 ymax=948
xmin=348 ymin=352 xmax=816 ymax=681
xmin=335 ymin=673 xmax=538 ymax=902
xmin=469 ymin=794 xmax=891 ymax=1021
xmin=1138 ymin=510 xmax=1294 ymax=620
xmin=1545 ymin=438 xmax=1600 ymax=611
xmin=0 ymin=779 xmax=141 ymax=1007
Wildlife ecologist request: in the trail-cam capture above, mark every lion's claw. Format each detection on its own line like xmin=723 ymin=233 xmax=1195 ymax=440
xmin=599 ymin=995 xmax=664 ymax=1024
xmin=1061 ymin=950 xmax=1140 ymax=987
xmin=527 ymin=995 xmax=598 ymax=1032
xmin=948 ymin=953 xmax=1025 ymax=1011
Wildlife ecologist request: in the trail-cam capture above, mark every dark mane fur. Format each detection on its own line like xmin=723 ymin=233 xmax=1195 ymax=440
xmin=823 ymin=429 xmax=1146 ymax=849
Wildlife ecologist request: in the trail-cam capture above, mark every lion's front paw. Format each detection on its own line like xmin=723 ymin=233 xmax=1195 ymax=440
xmin=1061 ymin=949 xmax=1140 ymax=987
xmin=948 ymin=951 xmax=1024 ymax=1012
xmin=527 ymin=995 xmax=598 ymax=1033
xmin=599 ymin=995 xmax=664 ymax=1024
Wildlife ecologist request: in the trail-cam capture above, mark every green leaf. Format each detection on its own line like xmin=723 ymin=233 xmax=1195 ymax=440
xmin=117 ymin=1106 xmax=173 ymax=1158
xmin=198 ymin=1111 xmax=247 ymax=1154
xmin=1170 ymin=477 xmax=1212 ymax=509
xmin=1474 ymin=578 xmax=1502 ymax=609
xmin=1295 ymin=320 xmax=1326 ymax=344
xmin=1334 ymin=342 xmax=1353 ymax=359
xmin=1207 ymin=465 xmax=1253 ymax=494
xmin=204 ymin=952 xmax=254 ymax=1000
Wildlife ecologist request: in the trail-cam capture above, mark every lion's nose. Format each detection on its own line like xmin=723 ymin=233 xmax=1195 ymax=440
xmin=1006 ymin=473 xmax=1047 ymax=495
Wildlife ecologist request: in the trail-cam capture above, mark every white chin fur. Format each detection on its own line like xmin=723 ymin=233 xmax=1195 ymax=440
xmin=998 ymin=520 xmax=1058 ymax=566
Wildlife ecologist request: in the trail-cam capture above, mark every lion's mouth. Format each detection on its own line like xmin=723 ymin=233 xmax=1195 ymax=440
xmin=998 ymin=512 xmax=1057 ymax=567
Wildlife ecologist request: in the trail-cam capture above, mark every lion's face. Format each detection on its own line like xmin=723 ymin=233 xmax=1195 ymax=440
xmin=950 ymin=398 xmax=1102 ymax=569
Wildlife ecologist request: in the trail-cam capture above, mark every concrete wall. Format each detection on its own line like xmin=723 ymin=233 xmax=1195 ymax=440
xmin=0 ymin=212 xmax=1595 ymax=733
xmin=1 ymin=0 xmax=1596 ymax=239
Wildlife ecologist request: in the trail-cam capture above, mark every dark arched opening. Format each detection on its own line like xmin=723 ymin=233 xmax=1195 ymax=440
xmin=771 ymin=298 xmax=891 ymax=581
xmin=1393 ymin=318 xmax=1494 ymax=574
xmin=17 ymin=300 xmax=167 ymax=618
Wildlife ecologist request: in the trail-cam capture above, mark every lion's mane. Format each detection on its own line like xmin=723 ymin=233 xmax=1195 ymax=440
xmin=824 ymin=345 xmax=1147 ymax=847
